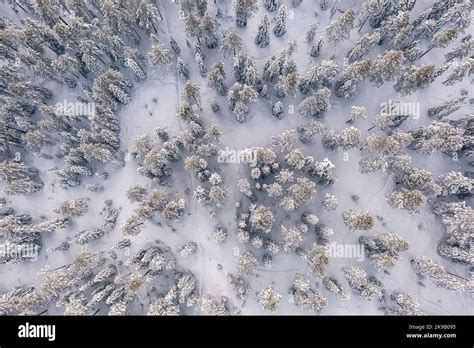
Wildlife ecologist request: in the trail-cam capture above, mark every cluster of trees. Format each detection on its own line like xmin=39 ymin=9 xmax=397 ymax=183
xmin=122 ymin=186 xmax=186 ymax=235
xmin=359 ymin=232 xmax=409 ymax=271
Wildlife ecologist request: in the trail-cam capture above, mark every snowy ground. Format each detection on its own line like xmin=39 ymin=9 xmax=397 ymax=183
xmin=0 ymin=0 xmax=472 ymax=315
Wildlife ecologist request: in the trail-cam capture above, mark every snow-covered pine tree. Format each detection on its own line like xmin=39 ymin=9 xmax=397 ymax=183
xmin=208 ymin=61 xmax=227 ymax=95
xmin=306 ymin=20 xmax=319 ymax=43
xmin=368 ymin=50 xmax=405 ymax=87
xmin=148 ymin=34 xmax=171 ymax=70
xmin=136 ymin=1 xmax=160 ymax=34
xmin=257 ymin=286 xmax=282 ymax=312
xmin=394 ymin=64 xmax=438 ymax=95
xmin=443 ymin=58 xmax=474 ymax=86
xmin=326 ymin=9 xmax=355 ymax=43
xmin=342 ymin=209 xmax=374 ymax=231
xmin=220 ymin=29 xmax=244 ymax=57
xmin=298 ymin=87 xmax=332 ymax=118
xmin=177 ymin=57 xmax=189 ymax=80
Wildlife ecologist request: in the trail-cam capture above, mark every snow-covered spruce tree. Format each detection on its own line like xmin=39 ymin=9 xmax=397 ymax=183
xmin=342 ymin=266 xmax=383 ymax=301
xmin=236 ymin=251 xmax=257 ymax=276
xmin=234 ymin=0 xmax=258 ymax=28
xmin=126 ymin=185 xmax=148 ymax=203
xmin=336 ymin=127 xmax=362 ymax=150
xmin=284 ymin=148 xmax=312 ymax=171
xmin=342 ymin=210 xmax=374 ymax=231
xmin=220 ymin=29 xmax=244 ymax=57
xmin=184 ymin=155 xmax=211 ymax=182
xmin=52 ymin=53 xmax=82 ymax=80
xmin=264 ymin=0 xmax=280 ymax=12
xmin=363 ymin=132 xmax=410 ymax=157
xmin=273 ymin=5 xmax=288 ymax=37
xmin=411 ymin=256 xmax=465 ymax=292
xmin=0 ymin=287 xmax=36 ymax=315
xmin=360 ymin=232 xmax=409 ymax=271
xmin=298 ymin=87 xmax=331 ymax=118
xmin=137 ymin=147 xmax=173 ymax=180
xmin=326 ymin=9 xmax=355 ymax=43
xmin=257 ymin=286 xmax=282 ymax=312
xmin=255 ymin=14 xmax=271 ymax=48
